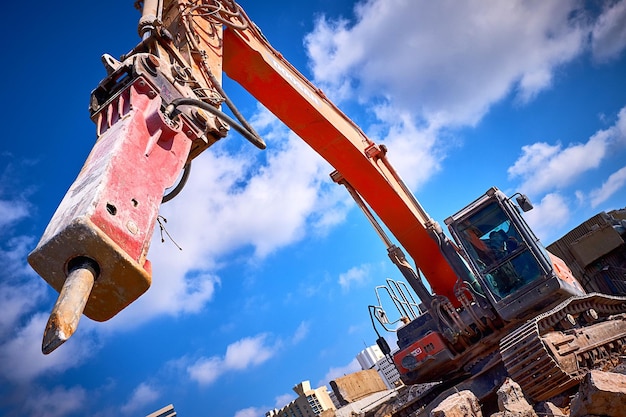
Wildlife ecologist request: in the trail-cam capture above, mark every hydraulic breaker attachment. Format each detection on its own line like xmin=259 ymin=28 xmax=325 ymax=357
xmin=28 ymin=53 xmax=212 ymax=353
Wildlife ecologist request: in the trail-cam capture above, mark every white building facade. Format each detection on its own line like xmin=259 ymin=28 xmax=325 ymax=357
xmin=356 ymin=344 xmax=402 ymax=389
xmin=266 ymin=381 xmax=335 ymax=417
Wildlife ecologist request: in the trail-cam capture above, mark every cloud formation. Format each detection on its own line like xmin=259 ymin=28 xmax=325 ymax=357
xmin=318 ymin=358 xmax=362 ymax=388
xmin=590 ymin=166 xmax=626 ymax=208
xmin=304 ymin=0 xmax=626 ymax=208
xmin=521 ymin=193 xmax=571 ymax=240
xmin=508 ymin=106 xmax=626 ymax=198
xmin=0 ymin=313 xmax=99 ymax=384
xmin=22 ymin=385 xmax=86 ymax=417
xmin=292 ymin=321 xmax=310 ymax=344
xmin=120 ymin=382 xmax=161 ymax=415
xmin=591 ymin=0 xmax=626 ymax=62
xmin=338 ymin=264 xmax=371 ymax=291
xmin=235 ymin=407 xmax=266 ymax=417
xmin=305 ymin=0 xmax=591 ymax=126
xmin=187 ymin=333 xmax=278 ymax=385
xmin=0 ymin=199 xmax=30 ymax=231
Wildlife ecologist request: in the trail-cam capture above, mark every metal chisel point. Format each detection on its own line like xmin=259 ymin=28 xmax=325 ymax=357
xmin=42 ymin=258 xmax=98 ymax=355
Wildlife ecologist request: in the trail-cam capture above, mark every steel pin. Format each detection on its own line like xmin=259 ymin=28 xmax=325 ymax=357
xmin=42 ymin=258 xmax=99 ymax=355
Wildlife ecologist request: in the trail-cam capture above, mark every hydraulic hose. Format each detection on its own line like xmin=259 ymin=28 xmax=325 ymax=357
xmin=164 ymin=97 xmax=266 ymax=150
xmin=162 ymin=162 xmax=191 ymax=203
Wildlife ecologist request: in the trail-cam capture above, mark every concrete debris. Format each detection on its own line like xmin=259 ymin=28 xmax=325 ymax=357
xmin=569 ymin=370 xmax=626 ymax=417
xmin=533 ymin=401 xmax=566 ymax=417
xmin=352 ymin=369 xmax=626 ymax=417
xmin=430 ymin=390 xmax=483 ymax=417
xmin=495 ymin=378 xmax=537 ymax=417
xmin=370 ymin=402 xmax=395 ymax=417
xmin=331 ymin=369 xmax=389 ymax=406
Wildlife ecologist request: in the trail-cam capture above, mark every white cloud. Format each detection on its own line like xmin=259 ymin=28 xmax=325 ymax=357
xmin=347 ymin=324 xmax=364 ymax=335
xmin=589 ymin=165 xmax=626 ymax=208
xmin=274 ymin=393 xmax=296 ymax=408
xmin=0 ymin=234 xmax=37 ymax=283
xmin=100 ymin=266 xmax=220 ymax=333
xmin=186 ymin=322 xmax=308 ymax=387
xmin=0 ymin=279 xmax=46 ymax=338
xmin=0 ymin=198 xmax=29 ymax=230
xmin=187 ymin=356 xmax=223 ymax=385
xmin=508 ymin=106 xmax=626 ymax=195
xmin=0 ymin=191 xmax=103 ymax=400
xmin=367 ymin=105 xmax=443 ymax=190
xmin=305 ymin=0 xmax=588 ymax=127
xmin=163 ymin=116 xmax=339 ymax=258
xmin=291 ymin=321 xmax=310 ymax=344
xmin=187 ymin=333 xmax=278 ymax=385
xmin=507 ymin=137 xmax=607 ymax=194
xmin=234 ymin=407 xmax=265 ymax=417
xmin=521 ymin=193 xmax=570 ymax=242
xmin=591 ymin=0 xmax=626 ymax=62
xmin=22 ymin=385 xmax=86 ymax=417
xmin=338 ymin=264 xmax=371 ymax=291
xmin=224 ymin=334 xmax=275 ymax=370
xmin=301 ymin=0 xmax=626 ymax=202
xmin=0 ymin=313 xmax=99 ymax=384
xmin=0 ymin=160 xmax=33 ymax=229
xmin=120 ymin=382 xmax=161 ymax=415
xmin=0 ymin=234 xmax=47 ymax=340
xmin=253 ymin=392 xmax=299 ymax=417
xmin=318 ymin=358 xmax=362 ymax=387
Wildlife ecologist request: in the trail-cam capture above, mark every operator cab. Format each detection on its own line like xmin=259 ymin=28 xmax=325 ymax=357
xmin=445 ymin=187 xmax=585 ymax=321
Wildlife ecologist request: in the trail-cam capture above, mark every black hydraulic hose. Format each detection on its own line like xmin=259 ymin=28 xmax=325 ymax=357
xmin=164 ymin=98 xmax=266 ymax=150
xmin=368 ymin=305 xmax=386 ymax=341
xmin=162 ymin=162 xmax=191 ymax=204
xmin=179 ymin=2 xmax=263 ymax=150
xmin=203 ymin=69 xmax=264 ymax=150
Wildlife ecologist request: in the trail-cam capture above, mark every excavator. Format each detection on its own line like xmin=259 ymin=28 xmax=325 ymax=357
xmin=27 ymin=1 xmax=626 ymax=415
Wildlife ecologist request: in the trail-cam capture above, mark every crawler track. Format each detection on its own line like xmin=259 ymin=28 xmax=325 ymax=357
xmin=500 ymin=293 xmax=626 ymax=401
xmin=392 ymin=294 xmax=626 ymax=417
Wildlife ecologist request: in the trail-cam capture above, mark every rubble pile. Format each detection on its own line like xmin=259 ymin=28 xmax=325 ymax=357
xmin=430 ymin=390 xmax=482 ymax=417
xmin=411 ymin=370 xmax=626 ymax=417
xmin=493 ymin=378 xmax=537 ymax=417
xmin=569 ymin=370 xmax=626 ymax=417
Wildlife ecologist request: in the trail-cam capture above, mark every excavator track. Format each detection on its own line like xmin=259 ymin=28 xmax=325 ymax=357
xmin=500 ymin=293 xmax=626 ymax=401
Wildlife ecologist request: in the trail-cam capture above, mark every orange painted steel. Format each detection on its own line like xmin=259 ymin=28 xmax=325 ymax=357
xmin=221 ymin=26 xmax=459 ymax=301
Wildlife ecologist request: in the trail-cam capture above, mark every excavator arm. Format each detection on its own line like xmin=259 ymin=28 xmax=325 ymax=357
xmin=28 ymin=0 xmax=463 ymax=353
xmin=220 ymin=7 xmax=461 ymax=299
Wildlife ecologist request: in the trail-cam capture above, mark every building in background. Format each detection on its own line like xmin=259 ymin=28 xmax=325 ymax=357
xmin=145 ymin=404 xmax=176 ymax=417
xmin=330 ymin=369 xmax=388 ymax=406
xmin=356 ymin=344 xmax=402 ymax=389
xmin=327 ymin=368 xmax=399 ymax=417
xmin=328 ymin=389 xmax=341 ymax=409
xmin=547 ymin=208 xmax=626 ymax=295
xmin=356 ymin=345 xmax=384 ymax=370
xmin=266 ymin=381 xmax=335 ymax=417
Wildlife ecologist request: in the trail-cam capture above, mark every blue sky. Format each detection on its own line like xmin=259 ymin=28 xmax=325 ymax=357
xmin=2 ymin=1 xmax=626 ymax=416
